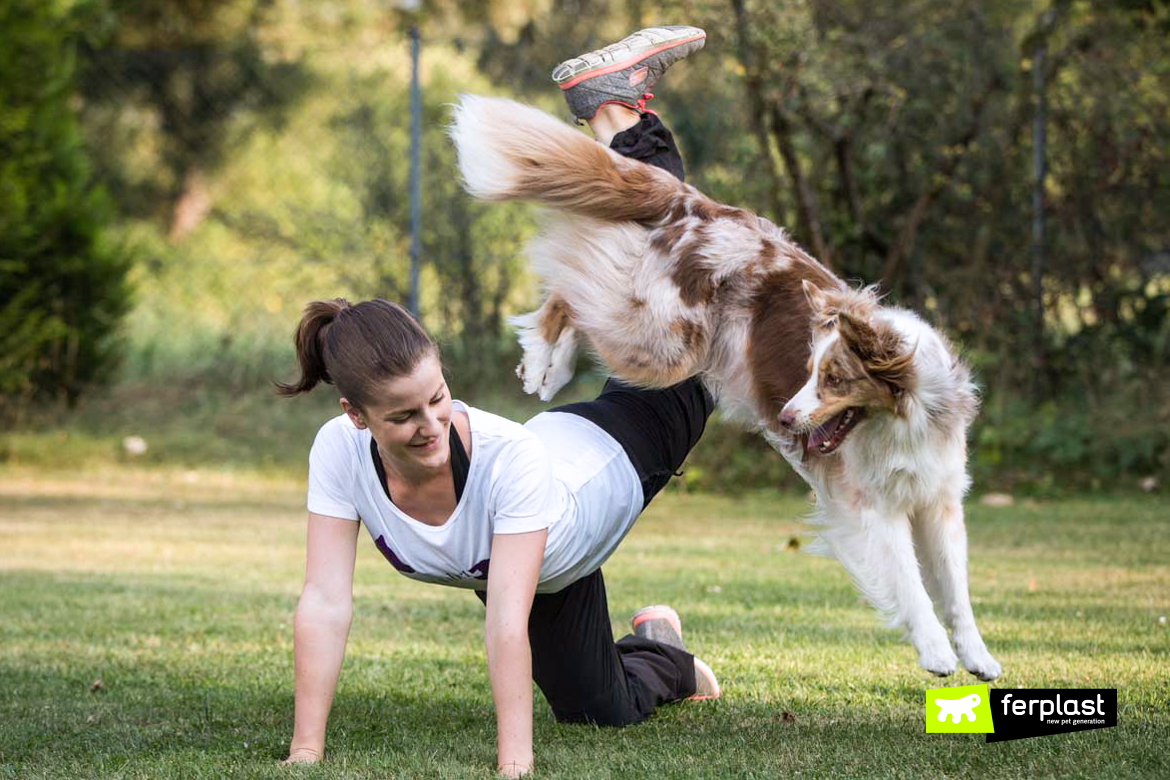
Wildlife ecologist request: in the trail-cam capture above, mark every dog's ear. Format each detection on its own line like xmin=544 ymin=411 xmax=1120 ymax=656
xmin=837 ymin=311 xmax=879 ymax=357
xmin=802 ymin=279 xmax=829 ymax=313
xmin=839 ymin=311 xmax=916 ymax=397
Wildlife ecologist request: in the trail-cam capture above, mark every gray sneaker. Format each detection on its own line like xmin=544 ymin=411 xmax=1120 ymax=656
xmin=631 ymin=604 xmax=686 ymax=651
xmin=553 ymin=26 xmax=707 ymax=121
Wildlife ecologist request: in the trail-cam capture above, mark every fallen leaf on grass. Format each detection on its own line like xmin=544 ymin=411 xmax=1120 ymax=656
xmin=979 ymin=493 xmax=1014 ymax=507
xmin=781 ymin=711 xmax=796 ymax=724
xmin=89 ymin=679 xmax=103 ymax=693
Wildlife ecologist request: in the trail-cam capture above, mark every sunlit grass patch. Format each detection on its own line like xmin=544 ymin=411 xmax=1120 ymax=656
xmin=1 ymin=468 xmax=1166 ymax=779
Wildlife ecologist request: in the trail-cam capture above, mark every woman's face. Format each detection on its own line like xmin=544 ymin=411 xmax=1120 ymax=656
xmin=342 ymin=352 xmax=452 ymax=475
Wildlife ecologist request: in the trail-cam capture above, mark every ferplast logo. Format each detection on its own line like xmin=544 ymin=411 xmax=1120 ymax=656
xmin=926 ymin=686 xmax=1118 ymax=742
xmin=925 ymin=684 xmax=995 ymax=734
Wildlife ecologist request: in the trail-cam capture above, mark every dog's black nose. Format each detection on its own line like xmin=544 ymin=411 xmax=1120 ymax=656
xmin=778 ymin=408 xmax=796 ymax=429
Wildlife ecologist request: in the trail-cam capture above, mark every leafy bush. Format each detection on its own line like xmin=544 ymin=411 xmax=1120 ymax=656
xmin=972 ymin=388 xmax=1169 ymax=495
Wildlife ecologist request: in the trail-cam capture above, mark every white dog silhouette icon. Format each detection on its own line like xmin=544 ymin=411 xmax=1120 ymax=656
xmin=934 ymin=693 xmax=981 ymax=723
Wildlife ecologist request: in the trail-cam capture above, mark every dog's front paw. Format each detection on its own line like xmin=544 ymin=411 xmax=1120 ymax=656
xmin=954 ymin=633 xmax=1002 ymax=681
xmin=965 ymin=656 xmax=1002 ymax=682
xmin=515 ymin=338 xmax=552 ymax=399
xmin=916 ymin=634 xmax=959 ymax=677
xmin=517 ymin=348 xmax=550 ymax=397
xmin=920 ymin=652 xmax=959 ymax=677
xmin=517 ymin=348 xmax=573 ymax=401
xmin=537 ymin=326 xmax=577 ymax=401
xmin=516 ymin=325 xmax=577 ymax=401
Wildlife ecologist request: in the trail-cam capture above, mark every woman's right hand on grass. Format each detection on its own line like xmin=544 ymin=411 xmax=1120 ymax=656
xmin=497 ymin=758 xmax=532 ymax=778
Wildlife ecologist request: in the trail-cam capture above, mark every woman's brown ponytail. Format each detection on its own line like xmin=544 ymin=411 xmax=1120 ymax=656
xmin=275 ymin=299 xmax=349 ymax=397
xmin=276 ymin=298 xmax=438 ymax=409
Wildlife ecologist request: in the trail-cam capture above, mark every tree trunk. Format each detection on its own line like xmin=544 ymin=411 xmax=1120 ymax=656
xmin=730 ymin=0 xmax=791 ymax=228
xmin=769 ymin=104 xmax=832 ymax=265
xmin=168 ymin=168 xmax=212 ymax=241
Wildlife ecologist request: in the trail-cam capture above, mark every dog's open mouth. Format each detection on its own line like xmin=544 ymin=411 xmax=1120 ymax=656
xmin=806 ymin=407 xmax=865 ymax=455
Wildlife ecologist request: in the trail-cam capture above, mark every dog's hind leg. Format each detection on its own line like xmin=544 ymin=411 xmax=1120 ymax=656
xmin=510 ymin=294 xmax=580 ymax=402
xmin=822 ymin=509 xmax=958 ymax=677
xmin=914 ymin=500 xmax=1002 ymax=681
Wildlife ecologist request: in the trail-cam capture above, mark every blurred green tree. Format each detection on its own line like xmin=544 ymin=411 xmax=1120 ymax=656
xmin=75 ymin=0 xmax=311 ymax=238
xmin=0 ymin=0 xmax=133 ymax=413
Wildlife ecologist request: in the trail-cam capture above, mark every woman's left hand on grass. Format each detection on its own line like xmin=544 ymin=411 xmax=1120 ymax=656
xmin=282 ymin=747 xmax=322 ymax=764
xmin=485 ymin=530 xmax=546 ymax=780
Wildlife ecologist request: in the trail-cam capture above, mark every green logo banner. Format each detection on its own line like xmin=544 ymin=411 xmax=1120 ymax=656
xmin=925 ymin=684 xmax=994 ymax=734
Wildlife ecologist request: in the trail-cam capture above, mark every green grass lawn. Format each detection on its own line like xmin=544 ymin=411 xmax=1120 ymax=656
xmin=1 ymin=466 xmax=1166 ymax=779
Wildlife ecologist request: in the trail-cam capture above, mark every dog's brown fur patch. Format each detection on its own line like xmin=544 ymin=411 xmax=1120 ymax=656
xmin=649 ymin=221 xmax=687 ymax=255
xmin=759 ymin=238 xmax=778 ymax=265
xmin=747 ymin=273 xmax=817 ymax=423
xmin=747 ymin=252 xmax=844 ymax=424
xmin=671 ymin=244 xmax=718 ymax=307
xmin=671 ymin=317 xmax=706 ymax=352
xmin=538 ymin=295 xmax=573 ymax=344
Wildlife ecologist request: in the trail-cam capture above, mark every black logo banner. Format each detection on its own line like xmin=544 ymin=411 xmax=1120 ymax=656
xmin=986 ymin=689 xmax=1117 ymax=743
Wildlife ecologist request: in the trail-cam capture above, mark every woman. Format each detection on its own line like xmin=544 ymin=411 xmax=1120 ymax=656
xmin=279 ymin=27 xmax=716 ymax=777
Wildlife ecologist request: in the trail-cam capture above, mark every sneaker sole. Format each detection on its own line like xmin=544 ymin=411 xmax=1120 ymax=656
xmin=555 ymin=31 xmax=707 ymax=89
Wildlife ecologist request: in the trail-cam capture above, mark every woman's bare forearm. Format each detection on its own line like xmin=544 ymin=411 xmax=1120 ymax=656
xmin=290 ymin=587 xmax=353 ymax=755
xmin=483 ymin=529 xmax=546 ymax=777
xmin=485 ymin=624 xmax=534 ymax=776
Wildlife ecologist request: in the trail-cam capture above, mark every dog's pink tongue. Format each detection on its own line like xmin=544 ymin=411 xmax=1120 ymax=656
xmin=806 ymin=411 xmax=844 ymax=453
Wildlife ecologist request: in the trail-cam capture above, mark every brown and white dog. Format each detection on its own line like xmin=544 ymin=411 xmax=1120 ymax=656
xmin=450 ymin=95 xmax=1001 ymax=681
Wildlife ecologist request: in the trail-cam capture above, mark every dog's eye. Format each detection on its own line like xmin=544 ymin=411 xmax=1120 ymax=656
xmin=825 ymin=374 xmax=842 ymax=387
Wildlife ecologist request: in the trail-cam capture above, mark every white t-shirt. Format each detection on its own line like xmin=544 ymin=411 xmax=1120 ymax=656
xmin=306 ymin=401 xmax=643 ymax=593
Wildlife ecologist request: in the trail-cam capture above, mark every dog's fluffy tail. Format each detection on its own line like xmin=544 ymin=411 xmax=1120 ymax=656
xmin=450 ymin=94 xmax=685 ymax=223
